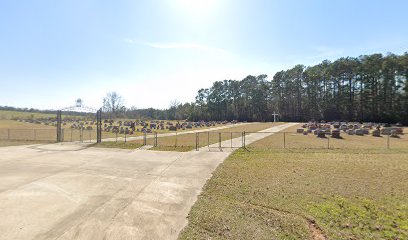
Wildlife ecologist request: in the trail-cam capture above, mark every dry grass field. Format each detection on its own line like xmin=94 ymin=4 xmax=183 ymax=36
xmin=179 ymin=126 xmax=408 ymax=240
xmin=95 ymin=122 xmax=284 ymax=151
xmin=151 ymin=122 xmax=284 ymax=151
xmin=0 ymin=110 xmax=56 ymax=120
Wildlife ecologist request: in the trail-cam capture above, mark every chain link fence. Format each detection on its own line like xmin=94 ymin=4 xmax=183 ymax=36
xmin=1 ymin=128 xmax=406 ymax=150
xmin=0 ymin=129 xmax=56 ymax=142
xmin=110 ymin=130 xmax=406 ymax=151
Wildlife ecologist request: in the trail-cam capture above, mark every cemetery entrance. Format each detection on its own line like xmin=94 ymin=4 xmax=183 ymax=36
xmin=56 ymin=103 xmax=102 ymax=143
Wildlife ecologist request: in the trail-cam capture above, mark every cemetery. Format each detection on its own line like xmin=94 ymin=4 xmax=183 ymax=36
xmin=298 ymin=121 xmax=404 ymax=138
xmin=0 ymin=113 xmax=241 ymax=144
xmin=1 ymin=113 xmax=407 ymax=150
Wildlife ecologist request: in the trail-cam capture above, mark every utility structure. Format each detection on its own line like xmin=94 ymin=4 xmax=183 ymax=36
xmin=56 ymin=100 xmax=102 ymax=143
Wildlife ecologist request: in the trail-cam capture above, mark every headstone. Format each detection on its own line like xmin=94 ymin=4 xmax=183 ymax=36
xmin=331 ymin=129 xmax=341 ymax=138
xmin=381 ymin=127 xmax=391 ymax=135
xmin=355 ymin=129 xmax=364 ymax=136
xmin=347 ymin=129 xmax=355 ymax=135
xmin=390 ymin=130 xmax=399 ymax=138
xmin=395 ymin=127 xmax=403 ymax=135
xmin=372 ymin=129 xmax=381 ymax=137
xmin=317 ymin=130 xmax=326 ymax=138
xmin=296 ymin=128 xmax=304 ymax=133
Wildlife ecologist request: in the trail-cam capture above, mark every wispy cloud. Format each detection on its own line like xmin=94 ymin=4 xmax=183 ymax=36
xmin=124 ymin=38 xmax=225 ymax=52
xmin=145 ymin=42 xmax=224 ymax=52
xmin=124 ymin=38 xmax=135 ymax=44
xmin=309 ymin=46 xmax=344 ymax=59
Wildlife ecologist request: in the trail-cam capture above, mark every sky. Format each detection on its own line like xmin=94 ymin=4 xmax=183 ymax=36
xmin=0 ymin=0 xmax=407 ymax=110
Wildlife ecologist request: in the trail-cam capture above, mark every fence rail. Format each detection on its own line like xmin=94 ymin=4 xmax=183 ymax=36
xmin=0 ymin=128 xmax=95 ymax=143
xmin=1 ymin=128 xmax=406 ymax=150
xmin=0 ymin=129 xmax=56 ymax=142
xmin=109 ymin=130 xmax=406 ymax=150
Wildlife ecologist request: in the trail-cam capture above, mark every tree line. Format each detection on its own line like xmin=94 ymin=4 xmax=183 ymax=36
xmin=189 ymin=52 xmax=408 ymax=124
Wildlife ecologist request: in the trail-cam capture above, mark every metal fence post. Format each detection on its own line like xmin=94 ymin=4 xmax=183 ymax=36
xmin=155 ymin=132 xmax=158 ymax=147
xmin=175 ymin=132 xmax=178 ymax=147
xmin=144 ymin=132 xmax=147 ymax=146
xmin=218 ymin=132 xmax=221 ymax=148
xmin=125 ymin=132 xmax=127 ymax=143
xmin=56 ymin=110 xmax=62 ymax=142
xmin=196 ymin=132 xmax=199 ymax=151
xmin=208 ymin=131 xmax=210 ymax=149
xmin=243 ymin=131 xmax=246 ymax=148
xmin=283 ymin=132 xmax=286 ymax=148
xmin=387 ymin=135 xmax=390 ymax=149
xmin=230 ymin=132 xmax=233 ymax=148
xmin=7 ymin=129 xmax=10 ymax=140
xmin=327 ymin=137 xmax=330 ymax=149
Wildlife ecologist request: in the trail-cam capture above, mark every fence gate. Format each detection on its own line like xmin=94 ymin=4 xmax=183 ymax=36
xmin=56 ymin=103 xmax=101 ymax=143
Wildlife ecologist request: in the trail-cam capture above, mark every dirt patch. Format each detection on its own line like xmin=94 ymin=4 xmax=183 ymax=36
xmin=308 ymin=219 xmax=327 ymax=240
xmin=249 ymin=202 xmax=326 ymax=240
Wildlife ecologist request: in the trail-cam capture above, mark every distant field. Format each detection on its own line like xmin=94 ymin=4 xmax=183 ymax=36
xmin=0 ymin=110 xmax=85 ymax=120
xmin=0 ymin=110 xmax=56 ymax=120
xmin=180 ymin=147 xmax=408 ymax=239
xmin=0 ymin=120 xmax=56 ymax=129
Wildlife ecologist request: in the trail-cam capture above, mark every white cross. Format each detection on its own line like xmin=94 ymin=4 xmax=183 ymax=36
xmin=272 ymin=112 xmax=279 ymax=122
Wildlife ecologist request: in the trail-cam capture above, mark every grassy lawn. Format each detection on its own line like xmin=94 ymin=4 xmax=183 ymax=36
xmin=180 ymin=142 xmax=408 ymax=239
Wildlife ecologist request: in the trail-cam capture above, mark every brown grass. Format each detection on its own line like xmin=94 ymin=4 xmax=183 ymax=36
xmin=125 ymin=122 xmax=284 ymax=149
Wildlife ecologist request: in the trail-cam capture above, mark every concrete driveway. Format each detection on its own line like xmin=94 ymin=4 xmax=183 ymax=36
xmin=0 ymin=123 xmax=295 ymax=240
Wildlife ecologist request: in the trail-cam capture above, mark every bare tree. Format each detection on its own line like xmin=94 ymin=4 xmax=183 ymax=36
xmin=168 ymin=99 xmax=181 ymax=120
xmin=103 ymin=92 xmax=124 ymax=113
